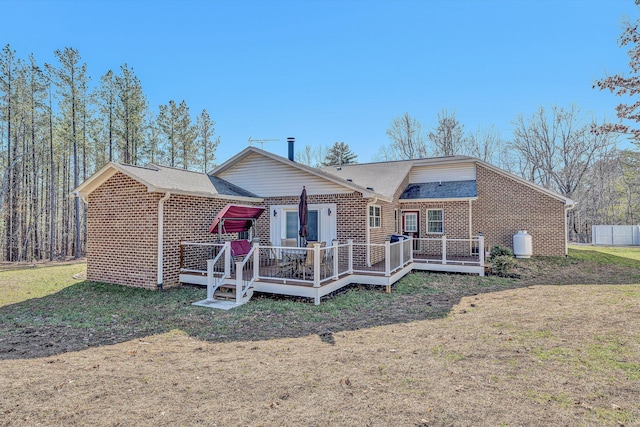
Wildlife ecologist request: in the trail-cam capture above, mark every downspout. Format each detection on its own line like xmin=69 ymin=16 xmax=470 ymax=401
xmin=157 ymin=192 xmax=171 ymax=290
xmin=468 ymin=199 xmax=473 ymax=240
xmin=564 ymin=203 xmax=571 ymax=257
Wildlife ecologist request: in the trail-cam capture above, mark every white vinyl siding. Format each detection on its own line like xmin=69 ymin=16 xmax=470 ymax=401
xmin=409 ymin=163 xmax=475 ymax=183
xmin=218 ymin=152 xmax=352 ymax=197
xmin=427 ymin=209 xmax=444 ymax=233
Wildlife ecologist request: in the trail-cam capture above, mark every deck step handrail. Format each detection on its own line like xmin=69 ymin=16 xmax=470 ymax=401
xmin=206 ymin=245 xmax=230 ymax=301
xmin=234 ymin=245 xmax=257 ymax=304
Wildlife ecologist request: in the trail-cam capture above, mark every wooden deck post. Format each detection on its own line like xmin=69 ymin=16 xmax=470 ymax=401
xmin=253 ymin=242 xmax=260 ymax=279
xmin=442 ymin=235 xmax=447 ymax=265
xmin=224 ymin=241 xmax=231 ymax=278
xmin=348 ymin=239 xmax=354 ymax=274
xmin=478 ymin=233 xmax=485 ymax=277
xmin=235 ymin=261 xmax=243 ymax=304
xmin=313 ymin=243 xmax=321 ymax=287
xmin=384 ymin=239 xmax=391 ymax=277
xmin=332 ymin=239 xmax=339 ymax=279
xmin=206 ymin=259 xmax=215 ymax=301
xmin=408 ymin=237 xmax=414 ymax=263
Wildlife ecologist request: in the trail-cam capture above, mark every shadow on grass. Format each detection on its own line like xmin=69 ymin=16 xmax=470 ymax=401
xmin=0 ymin=272 xmax=522 ymax=360
xmin=3 ymin=250 xmax=638 ymax=361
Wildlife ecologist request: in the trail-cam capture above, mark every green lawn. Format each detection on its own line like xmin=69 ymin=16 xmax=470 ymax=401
xmin=569 ymin=244 xmax=640 ymax=268
xmin=0 ymin=262 xmax=86 ymax=308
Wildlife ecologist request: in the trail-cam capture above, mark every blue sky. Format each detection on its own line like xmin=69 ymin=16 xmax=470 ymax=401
xmin=2 ymin=0 xmax=638 ymax=163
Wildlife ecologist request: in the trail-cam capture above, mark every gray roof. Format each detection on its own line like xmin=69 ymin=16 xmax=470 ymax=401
xmin=400 ymin=180 xmax=477 ymax=200
xmin=207 ymin=175 xmax=259 ymax=198
xmin=320 ymin=161 xmax=414 ymax=200
xmin=320 ymin=155 xmax=477 ymax=200
xmin=73 ymin=162 xmax=261 ymax=200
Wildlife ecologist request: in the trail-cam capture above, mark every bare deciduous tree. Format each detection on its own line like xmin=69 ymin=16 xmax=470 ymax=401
xmin=428 ymin=109 xmax=466 ymax=157
xmin=385 ymin=112 xmax=427 ymax=160
xmin=295 ymin=144 xmax=327 ymax=168
xmin=510 ymin=105 xmax=616 ymax=200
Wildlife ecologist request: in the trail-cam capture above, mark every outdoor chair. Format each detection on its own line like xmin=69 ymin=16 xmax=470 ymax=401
xmin=300 ymin=241 xmax=327 ymax=280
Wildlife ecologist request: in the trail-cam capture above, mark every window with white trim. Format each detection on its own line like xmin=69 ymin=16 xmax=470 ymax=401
xmin=404 ymin=212 xmax=418 ymax=232
xmin=394 ymin=209 xmax=399 ymax=233
xmin=285 ymin=209 xmax=319 ymax=241
xmin=427 ymin=209 xmax=444 ymax=233
xmin=369 ymin=205 xmax=381 ymax=228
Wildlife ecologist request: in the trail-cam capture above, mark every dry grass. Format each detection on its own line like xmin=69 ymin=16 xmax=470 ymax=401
xmin=1 ymin=284 xmax=639 ymax=427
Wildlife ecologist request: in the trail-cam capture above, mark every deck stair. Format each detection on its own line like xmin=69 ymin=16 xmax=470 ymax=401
xmin=213 ymin=283 xmax=253 ymax=302
xmin=192 ymin=243 xmax=256 ymax=310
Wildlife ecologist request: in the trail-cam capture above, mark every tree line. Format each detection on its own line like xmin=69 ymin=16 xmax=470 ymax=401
xmin=2 ymin=6 xmax=639 ymax=263
xmin=0 ymin=45 xmax=220 ymax=262
xmin=298 ymin=5 xmax=640 ymax=244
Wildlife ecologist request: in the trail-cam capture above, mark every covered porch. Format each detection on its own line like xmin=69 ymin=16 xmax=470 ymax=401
xmin=180 ymin=235 xmax=485 ymax=309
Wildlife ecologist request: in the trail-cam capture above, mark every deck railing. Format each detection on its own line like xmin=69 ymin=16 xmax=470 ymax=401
xmin=181 ymin=234 xmax=485 ymax=293
xmin=180 ymin=242 xmax=227 ymax=274
xmin=412 ymin=235 xmax=485 ymax=266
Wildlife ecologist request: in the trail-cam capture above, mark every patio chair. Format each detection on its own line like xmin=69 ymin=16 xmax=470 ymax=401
xmin=300 ymin=241 xmax=327 ymax=280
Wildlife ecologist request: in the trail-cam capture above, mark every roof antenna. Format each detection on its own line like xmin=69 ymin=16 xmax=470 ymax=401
xmin=248 ymin=137 xmax=280 ymax=150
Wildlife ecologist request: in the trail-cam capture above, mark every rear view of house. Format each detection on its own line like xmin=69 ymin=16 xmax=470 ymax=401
xmin=73 ymin=146 xmax=573 ymax=305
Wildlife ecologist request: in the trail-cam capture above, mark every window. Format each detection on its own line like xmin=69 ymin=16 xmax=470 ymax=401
xmin=285 ymin=209 xmax=319 ymax=241
xmin=427 ymin=209 xmax=444 ymax=233
xmin=369 ymin=205 xmax=381 ymax=228
xmin=394 ymin=209 xmax=399 ymax=234
xmin=404 ymin=212 xmax=418 ymax=232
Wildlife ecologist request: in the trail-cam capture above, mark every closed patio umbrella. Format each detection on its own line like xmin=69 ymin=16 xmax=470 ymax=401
xmin=299 ymin=186 xmax=308 ymax=245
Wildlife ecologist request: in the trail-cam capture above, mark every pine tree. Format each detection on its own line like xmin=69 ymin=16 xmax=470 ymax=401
xmin=46 ymin=47 xmax=89 ymax=258
xmin=175 ymin=100 xmax=196 ymax=170
xmin=115 ymin=64 xmax=146 ymax=164
xmin=157 ymin=100 xmax=178 ymax=167
xmin=322 ymin=142 xmax=357 ymax=166
xmin=196 ymin=108 xmax=219 ymax=172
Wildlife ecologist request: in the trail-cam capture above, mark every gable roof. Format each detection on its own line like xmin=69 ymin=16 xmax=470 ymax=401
xmin=212 ymin=147 xmax=389 ymax=201
xmin=322 ymin=155 xmax=574 ymax=207
xmin=72 ymin=162 xmax=261 ymax=201
xmin=321 ymin=155 xmax=475 ymax=201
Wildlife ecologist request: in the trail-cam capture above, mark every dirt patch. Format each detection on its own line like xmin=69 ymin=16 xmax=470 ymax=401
xmin=1 ymin=284 xmax=639 ymax=426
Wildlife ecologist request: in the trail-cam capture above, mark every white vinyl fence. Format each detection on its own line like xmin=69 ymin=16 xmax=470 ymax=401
xmin=592 ymin=225 xmax=640 ymax=246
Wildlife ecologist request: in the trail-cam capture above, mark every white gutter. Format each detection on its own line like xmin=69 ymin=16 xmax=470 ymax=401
xmin=157 ymin=192 xmax=171 ymax=289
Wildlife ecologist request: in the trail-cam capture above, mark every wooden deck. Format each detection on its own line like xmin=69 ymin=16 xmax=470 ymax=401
xmin=182 ymin=238 xmax=485 ymax=307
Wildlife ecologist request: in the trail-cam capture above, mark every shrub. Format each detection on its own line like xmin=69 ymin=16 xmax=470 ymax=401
xmin=490 ymin=244 xmax=514 ymax=259
xmin=491 ymin=255 xmax=516 ymax=276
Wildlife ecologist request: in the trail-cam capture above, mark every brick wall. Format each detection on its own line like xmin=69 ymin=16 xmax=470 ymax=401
xmin=258 ymin=192 xmax=369 ymax=265
xmin=162 ymin=196 xmax=235 ymax=288
xmin=473 ymin=164 xmax=567 ymax=256
xmin=87 ymin=173 xmax=160 ymax=289
xmin=87 ymin=172 xmax=249 ymax=290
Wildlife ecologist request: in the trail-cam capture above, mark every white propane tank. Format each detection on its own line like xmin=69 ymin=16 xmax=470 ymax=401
xmin=513 ymin=230 xmax=532 ymax=258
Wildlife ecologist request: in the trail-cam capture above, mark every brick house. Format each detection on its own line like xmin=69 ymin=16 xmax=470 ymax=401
xmin=73 ymin=146 xmax=574 ymax=295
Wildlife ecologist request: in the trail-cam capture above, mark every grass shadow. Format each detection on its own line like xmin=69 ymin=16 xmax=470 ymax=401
xmin=2 ymin=248 xmax=639 ymax=361
xmin=0 ymin=271 xmax=525 ymax=360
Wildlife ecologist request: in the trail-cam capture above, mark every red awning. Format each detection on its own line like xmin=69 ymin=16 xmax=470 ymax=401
xmin=208 ymin=204 xmax=266 ymax=234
